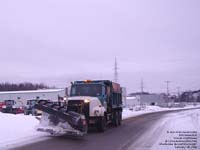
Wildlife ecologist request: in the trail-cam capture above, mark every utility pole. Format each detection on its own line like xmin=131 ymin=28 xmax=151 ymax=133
xmin=114 ymin=57 xmax=119 ymax=83
xmin=177 ymin=86 xmax=181 ymax=102
xmin=141 ymin=78 xmax=144 ymax=93
xmin=165 ymin=81 xmax=171 ymax=96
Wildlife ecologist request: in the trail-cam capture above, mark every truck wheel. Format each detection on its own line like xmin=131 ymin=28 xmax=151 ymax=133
xmin=32 ymin=110 xmax=37 ymax=116
xmin=24 ymin=111 xmax=27 ymax=115
xmin=13 ymin=109 xmax=17 ymax=114
xmin=97 ymin=116 xmax=106 ymax=132
xmin=113 ymin=111 xmax=119 ymax=127
xmin=118 ymin=111 xmax=122 ymax=125
xmin=25 ymin=111 xmax=30 ymax=115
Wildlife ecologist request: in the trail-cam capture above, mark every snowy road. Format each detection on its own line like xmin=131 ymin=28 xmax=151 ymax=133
xmin=127 ymin=109 xmax=200 ymax=150
xmin=10 ymin=108 xmax=200 ymax=150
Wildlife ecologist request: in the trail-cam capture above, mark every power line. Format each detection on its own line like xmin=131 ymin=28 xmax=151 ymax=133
xmin=177 ymin=86 xmax=181 ymax=96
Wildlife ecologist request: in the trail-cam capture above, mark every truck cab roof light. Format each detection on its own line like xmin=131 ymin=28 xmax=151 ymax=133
xmin=84 ymin=80 xmax=92 ymax=83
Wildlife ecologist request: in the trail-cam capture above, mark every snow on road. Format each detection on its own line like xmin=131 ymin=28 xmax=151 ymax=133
xmin=127 ymin=109 xmax=200 ymax=150
xmin=0 ymin=105 xmax=200 ymax=150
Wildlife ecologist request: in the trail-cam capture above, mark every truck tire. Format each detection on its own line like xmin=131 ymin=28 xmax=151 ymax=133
xmin=113 ymin=111 xmax=119 ymax=127
xmin=13 ymin=109 xmax=17 ymax=114
xmin=32 ymin=109 xmax=39 ymax=116
xmin=32 ymin=111 xmax=36 ymax=116
xmin=2 ymin=109 xmax=5 ymax=113
xmin=24 ymin=111 xmax=28 ymax=115
xmin=97 ymin=116 xmax=106 ymax=132
xmin=118 ymin=111 xmax=122 ymax=125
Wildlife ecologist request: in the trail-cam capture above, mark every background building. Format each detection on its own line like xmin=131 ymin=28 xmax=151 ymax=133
xmin=138 ymin=94 xmax=166 ymax=106
xmin=0 ymin=89 xmax=66 ymax=105
xmin=127 ymin=93 xmax=169 ymax=107
xmin=121 ymin=87 xmax=127 ymax=107
xmin=126 ymin=96 xmax=141 ymax=108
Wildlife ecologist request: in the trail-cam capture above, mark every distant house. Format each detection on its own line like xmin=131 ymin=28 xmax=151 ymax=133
xmin=0 ymin=89 xmax=66 ymax=105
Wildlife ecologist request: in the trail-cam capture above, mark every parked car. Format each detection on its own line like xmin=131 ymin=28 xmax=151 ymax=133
xmin=1 ymin=100 xmax=24 ymax=114
xmin=0 ymin=102 xmax=5 ymax=112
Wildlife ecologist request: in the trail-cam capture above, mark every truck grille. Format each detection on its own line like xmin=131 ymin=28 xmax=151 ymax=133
xmin=67 ymin=100 xmax=89 ymax=120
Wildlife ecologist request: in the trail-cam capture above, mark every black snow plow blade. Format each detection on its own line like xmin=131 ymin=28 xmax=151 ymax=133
xmin=34 ymin=102 xmax=87 ymax=134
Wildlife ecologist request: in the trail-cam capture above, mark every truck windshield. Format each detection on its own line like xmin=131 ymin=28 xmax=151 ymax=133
xmin=27 ymin=100 xmax=37 ymax=105
xmin=70 ymin=84 xmax=102 ymax=97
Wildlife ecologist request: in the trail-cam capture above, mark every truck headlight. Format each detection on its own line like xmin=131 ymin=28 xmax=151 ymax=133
xmin=12 ymin=106 xmax=16 ymax=108
xmin=84 ymin=99 xmax=90 ymax=103
xmin=2 ymin=105 xmax=6 ymax=109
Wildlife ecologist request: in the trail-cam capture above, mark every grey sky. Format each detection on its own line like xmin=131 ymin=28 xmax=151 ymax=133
xmin=0 ymin=0 xmax=199 ymax=93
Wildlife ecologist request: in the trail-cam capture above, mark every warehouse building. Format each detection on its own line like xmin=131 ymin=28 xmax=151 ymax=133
xmin=138 ymin=94 xmax=166 ymax=106
xmin=121 ymin=87 xmax=127 ymax=107
xmin=125 ymin=96 xmax=141 ymax=108
xmin=0 ymin=89 xmax=66 ymax=105
xmin=126 ymin=93 xmax=168 ymax=107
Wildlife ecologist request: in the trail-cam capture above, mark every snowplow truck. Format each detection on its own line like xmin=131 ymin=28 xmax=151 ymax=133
xmin=35 ymin=80 xmax=122 ymax=136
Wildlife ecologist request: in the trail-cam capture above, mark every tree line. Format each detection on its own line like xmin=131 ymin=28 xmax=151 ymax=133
xmin=0 ymin=82 xmax=51 ymax=91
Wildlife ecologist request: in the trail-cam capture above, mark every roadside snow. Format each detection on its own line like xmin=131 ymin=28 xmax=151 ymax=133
xmin=127 ymin=109 xmax=200 ymax=150
xmin=0 ymin=113 xmax=49 ymax=150
xmin=122 ymin=105 xmax=200 ymax=119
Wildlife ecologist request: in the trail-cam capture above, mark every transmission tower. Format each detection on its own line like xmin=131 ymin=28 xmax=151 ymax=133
xmin=114 ymin=57 xmax=119 ymax=83
xmin=141 ymin=78 xmax=144 ymax=93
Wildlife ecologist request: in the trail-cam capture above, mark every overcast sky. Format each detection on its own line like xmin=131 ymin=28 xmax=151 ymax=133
xmin=0 ymin=0 xmax=199 ymax=94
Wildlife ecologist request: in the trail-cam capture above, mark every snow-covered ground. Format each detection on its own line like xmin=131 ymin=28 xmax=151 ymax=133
xmin=0 ymin=105 xmax=200 ymax=150
xmin=127 ymin=109 xmax=200 ymax=150
xmin=0 ymin=113 xmax=50 ymax=150
xmin=122 ymin=104 xmax=200 ymax=119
